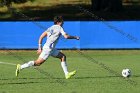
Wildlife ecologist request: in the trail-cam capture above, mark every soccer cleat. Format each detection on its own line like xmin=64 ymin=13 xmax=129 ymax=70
xmin=65 ymin=70 xmax=76 ymax=79
xmin=15 ymin=64 xmax=21 ymax=77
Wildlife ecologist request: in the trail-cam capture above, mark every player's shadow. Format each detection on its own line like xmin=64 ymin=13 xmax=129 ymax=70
xmin=1 ymin=74 xmax=140 ymax=82
xmin=0 ymin=77 xmax=66 ymax=85
xmin=45 ymin=76 xmax=122 ymax=79
xmin=0 ymin=77 xmax=50 ymax=81
xmin=0 ymin=81 xmax=42 ymax=85
xmin=0 ymin=77 xmax=48 ymax=85
xmin=75 ymin=74 xmax=140 ymax=79
xmin=75 ymin=75 xmax=122 ymax=79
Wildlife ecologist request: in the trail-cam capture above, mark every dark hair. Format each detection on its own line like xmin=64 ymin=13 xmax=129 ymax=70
xmin=54 ymin=16 xmax=63 ymax=24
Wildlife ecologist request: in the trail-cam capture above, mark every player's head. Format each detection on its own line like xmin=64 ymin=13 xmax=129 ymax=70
xmin=54 ymin=16 xmax=64 ymax=26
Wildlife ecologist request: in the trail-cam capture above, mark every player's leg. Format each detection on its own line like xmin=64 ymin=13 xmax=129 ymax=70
xmin=20 ymin=49 xmax=50 ymax=69
xmin=16 ymin=49 xmax=50 ymax=77
xmin=16 ymin=57 xmax=45 ymax=77
xmin=51 ymin=49 xmax=76 ymax=79
xmin=55 ymin=52 xmax=69 ymax=76
xmin=20 ymin=57 xmax=46 ymax=69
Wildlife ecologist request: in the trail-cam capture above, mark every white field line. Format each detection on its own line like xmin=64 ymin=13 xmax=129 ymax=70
xmin=0 ymin=61 xmax=16 ymax=66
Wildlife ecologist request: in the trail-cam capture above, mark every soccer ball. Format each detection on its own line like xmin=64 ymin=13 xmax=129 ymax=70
xmin=122 ymin=69 xmax=131 ymax=78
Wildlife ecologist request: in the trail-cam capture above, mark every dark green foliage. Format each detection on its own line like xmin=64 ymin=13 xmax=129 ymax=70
xmin=91 ymin=0 xmax=123 ymax=12
xmin=0 ymin=0 xmax=35 ymax=6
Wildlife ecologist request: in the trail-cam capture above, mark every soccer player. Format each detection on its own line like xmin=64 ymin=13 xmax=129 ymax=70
xmin=16 ymin=16 xmax=80 ymax=79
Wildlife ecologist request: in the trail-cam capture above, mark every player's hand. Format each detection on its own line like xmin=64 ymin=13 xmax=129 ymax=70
xmin=76 ymin=36 xmax=80 ymax=40
xmin=37 ymin=49 xmax=42 ymax=54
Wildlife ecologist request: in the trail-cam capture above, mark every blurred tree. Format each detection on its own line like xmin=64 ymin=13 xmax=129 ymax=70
xmin=0 ymin=0 xmax=34 ymax=7
xmin=91 ymin=0 xmax=123 ymax=12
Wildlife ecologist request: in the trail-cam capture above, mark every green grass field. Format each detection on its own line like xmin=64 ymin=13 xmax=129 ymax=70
xmin=0 ymin=50 xmax=140 ymax=93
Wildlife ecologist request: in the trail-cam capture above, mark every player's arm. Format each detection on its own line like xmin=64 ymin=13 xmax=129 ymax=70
xmin=60 ymin=27 xmax=80 ymax=40
xmin=63 ymin=34 xmax=80 ymax=40
xmin=37 ymin=31 xmax=47 ymax=54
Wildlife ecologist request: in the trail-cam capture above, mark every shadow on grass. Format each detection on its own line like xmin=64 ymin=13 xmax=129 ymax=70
xmin=75 ymin=74 xmax=140 ymax=79
xmin=132 ymin=75 xmax=140 ymax=78
xmin=0 ymin=77 xmax=47 ymax=81
xmin=75 ymin=75 xmax=122 ymax=79
xmin=0 ymin=3 xmax=140 ymax=21
xmin=0 ymin=74 xmax=139 ymax=82
xmin=0 ymin=77 xmax=66 ymax=85
xmin=0 ymin=81 xmax=42 ymax=85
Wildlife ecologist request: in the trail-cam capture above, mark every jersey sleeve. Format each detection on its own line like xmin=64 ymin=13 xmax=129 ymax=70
xmin=45 ymin=28 xmax=50 ymax=34
xmin=60 ymin=27 xmax=66 ymax=36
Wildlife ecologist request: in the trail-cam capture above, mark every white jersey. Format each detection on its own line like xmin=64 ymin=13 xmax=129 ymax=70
xmin=43 ymin=25 xmax=66 ymax=50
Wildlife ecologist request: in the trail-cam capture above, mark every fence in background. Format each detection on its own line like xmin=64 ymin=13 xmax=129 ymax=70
xmin=0 ymin=21 xmax=140 ymax=49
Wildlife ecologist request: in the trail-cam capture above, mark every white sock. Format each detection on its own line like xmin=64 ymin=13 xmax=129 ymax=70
xmin=61 ymin=61 xmax=69 ymax=76
xmin=20 ymin=61 xmax=34 ymax=70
